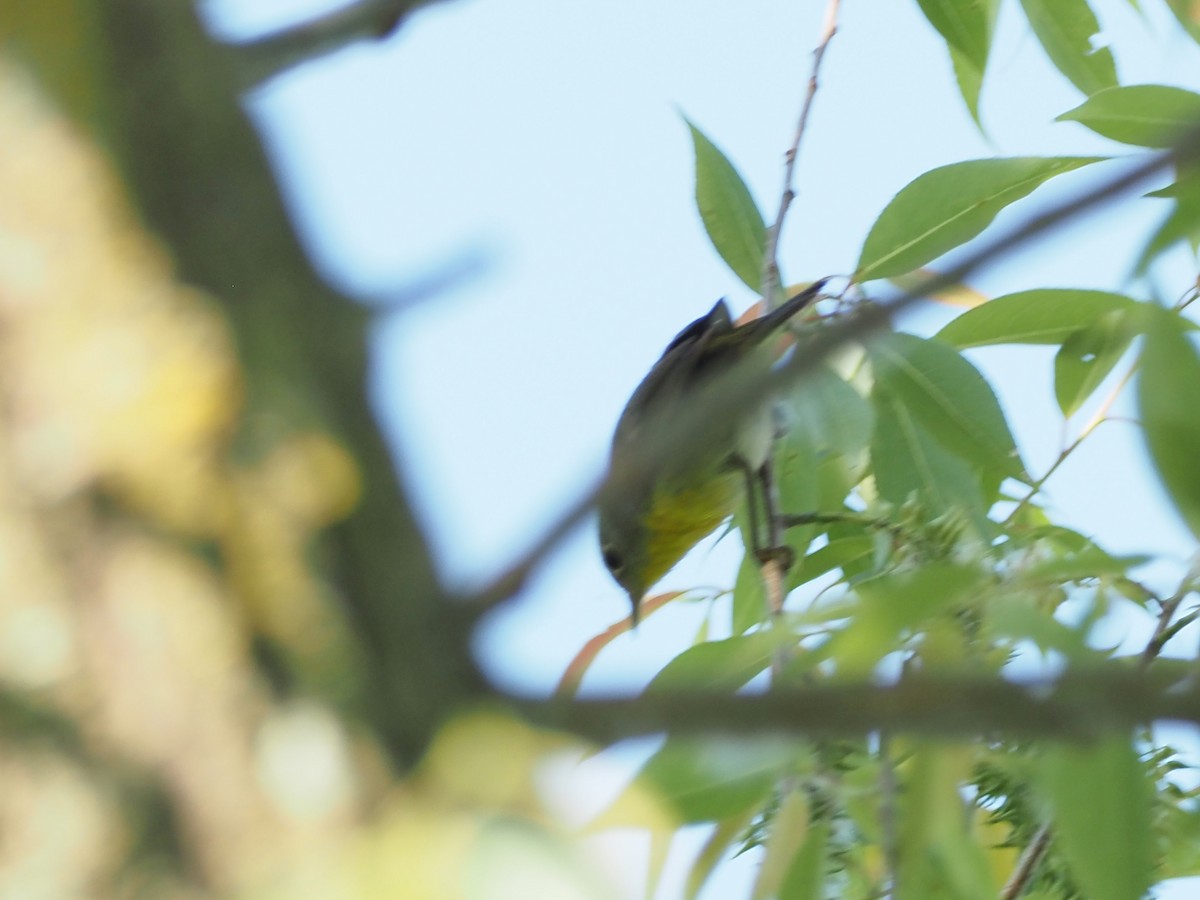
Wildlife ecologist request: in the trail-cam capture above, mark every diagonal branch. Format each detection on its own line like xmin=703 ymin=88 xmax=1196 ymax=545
xmin=761 ymin=0 xmax=841 ymax=311
xmin=463 ymin=133 xmax=1199 ymax=620
xmin=224 ymin=0 xmax=444 ymax=88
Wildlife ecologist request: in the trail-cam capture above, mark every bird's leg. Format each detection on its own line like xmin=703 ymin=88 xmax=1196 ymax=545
xmin=754 ymin=461 xmax=795 ymax=575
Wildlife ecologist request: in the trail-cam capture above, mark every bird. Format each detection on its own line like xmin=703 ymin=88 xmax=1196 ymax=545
xmin=597 ymin=279 xmax=827 ymax=622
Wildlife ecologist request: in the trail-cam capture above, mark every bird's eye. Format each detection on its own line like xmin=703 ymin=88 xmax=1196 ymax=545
xmin=602 ymin=545 xmax=623 ymax=573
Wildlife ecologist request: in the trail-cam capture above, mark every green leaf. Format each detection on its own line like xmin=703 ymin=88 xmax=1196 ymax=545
xmin=684 ymin=811 xmax=758 ymax=900
xmin=731 ymin=551 xmax=769 ymax=635
xmin=645 ymin=631 xmax=782 ymax=693
xmin=780 ymin=818 xmax=831 ymax=900
xmin=915 ymin=0 xmax=996 ymax=72
xmin=950 ymin=45 xmax=986 ymax=128
xmin=855 ymin=157 xmax=1104 ymax=281
xmin=784 ymin=367 xmax=875 ymax=464
xmin=1135 ymin=173 xmax=1200 ymax=274
xmin=686 ymin=118 xmax=767 ymax=291
xmin=897 ymin=744 xmax=996 ymax=900
xmin=1040 ymin=739 xmax=1155 ymax=900
xmin=639 ymin=736 xmax=795 ymax=822
xmin=826 ymin=563 xmax=984 ymax=675
xmin=1164 ymin=0 xmax=1200 ymax=43
xmin=752 ymin=788 xmax=810 ymax=900
xmin=985 ymin=592 xmax=1095 ymax=661
xmin=1053 ymin=308 xmax=1136 ymax=416
xmin=791 ymin=535 xmax=876 ymax=589
xmin=1057 ymin=84 xmax=1200 ymax=148
xmin=936 ymin=289 xmax=1138 ymax=347
xmin=1138 ymin=305 xmax=1200 ymax=540
xmin=1019 ymin=0 xmax=1118 ymax=96
xmin=1019 ymin=549 xmax=1149 ymax=583
xmin=870 ymin=333 xmax=1025 ymax=481
xmin=870 ymin=389 xmax=988 ymax=519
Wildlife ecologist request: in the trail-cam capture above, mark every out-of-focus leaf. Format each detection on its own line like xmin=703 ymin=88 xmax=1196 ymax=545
xmin=783 ymin=367 xmax=875 ymax=463
xmin=639 ymin=736 xmax=796 ymax=822
xmin=1040 ymin=739 xmax=1154 ymax=900
xmin=871 ymin=389 xmax=988 ymax=519
xmin=889 ymin=268 xmax=989 ymax=308
xmin=1138 ymin=304 xmax=1200 ymax=540
xmin=780 ymin=817 xmax=830 ymax=900
xmin=826 ymin=563 xmax=983 ymax=675
xmin=870 ymin=333 xmax=1025 ymax=481
xmin=936 ymin=288 xmax=1138 ymax=347
xmin=645 ymin=631 xmax=783 ymax=694
xmin=985 ymin=592 xmax=1095 ymax=661
xmin=791 ymin=535 xmax=876 ymax=590
xmin=1057 ymin=84 xmax=1200 ymax=147
xmin=897 ymin=744 xmax=996 ymax=900
xmin=1135 ymin=173 xmax=1200 ymax=274
xmin=1019 ymin=0 xmax=1118 ymax=96
xmin=1053 ymin=308 xmax=1136 ymax=416
xmin=752 ymin=788 xmax=810 ymax=900
xmin=1019 ymin=549 xmax=1150 ymax=583
xmin=855 ymin=157 xmax=1104 ymax=281
xmin=686 ymin=118 xmax=767 ymax=291
xmin=684 ymin=810 xmax=758 ymax=900
xmin=950 ymin=44 xmax=986 ymax=128
xmin=1164 ymin=0 xmax=1200 ymax=43
xmin=731 ymin=534 xmax=769 ymax=634
xmin=915 ymin=0 xmax=997 ymax=72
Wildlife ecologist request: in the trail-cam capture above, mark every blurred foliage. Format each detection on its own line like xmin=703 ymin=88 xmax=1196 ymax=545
xmin=0 ymin=58 xmax=591 ymax=898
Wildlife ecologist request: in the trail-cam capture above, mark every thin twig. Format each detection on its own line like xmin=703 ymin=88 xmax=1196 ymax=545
xmin=228 ymin=0 xmax=431 ymax=88
xmin=761 ymin=0 xmax=841 ymax=311
xmin=1002 ymin=823 xmax=1053 ymax=899
xmin=1004 ymin=362 xmax=1135 ymax=527
xmin=1140 ymin=567 xmax=1200 ymax=669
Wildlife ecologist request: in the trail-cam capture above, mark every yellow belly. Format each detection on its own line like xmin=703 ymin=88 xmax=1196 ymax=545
xmin=640 ymin=469 xmax=745 ymax=589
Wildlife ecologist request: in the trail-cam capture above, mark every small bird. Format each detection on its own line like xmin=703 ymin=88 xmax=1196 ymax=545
xmin=597 ymin=280 xmax=827 ymax=622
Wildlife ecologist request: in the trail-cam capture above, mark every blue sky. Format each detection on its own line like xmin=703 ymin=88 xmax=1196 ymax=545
xmin=207 ymin=0 xmax=1200 ymax=894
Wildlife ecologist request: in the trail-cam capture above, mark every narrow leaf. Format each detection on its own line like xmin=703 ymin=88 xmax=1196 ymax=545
xmin=645 ymin=631 xmax=783 ymax=693
xmin=1138 ymin=304 xmax=1200 ymax=540
xmin=687 ymin=119 xmax=767 ymax=291
xmin=684 ymin=811 xmax=757 ymax=900
xmin=1165 ymin=0 xmax=1200 ymax=43
xmin=950 ymin=44 xmax=986 ymax=128
xmin=936 ymin=288 xmax=1137 ymax=347
xmin=1040 ymin=739 xmax=1155 ymax=900
xmin=731 ymin=549 xmax=769 ymax=635
xmin=781 ymin=818 xmax=831 ymax=900
xmin=870 ymin=333 xmax=1026 ymax=481
xmin=915 ymin=0 xmax=996 ymax=71
xmin=1057 ymin=84 xmax=1200 ymax=148
xmin=1053 ymin=308 xmax=1136 ymax=416
xmin=1135 ymin=173 xmax=1200 ymax=274
xmin=639 ymin=737 xmax=795 ymax=822
xmin=1019 ymin=0 xmax=1118 ymax=96
xmin=870 ymin=388 xmax=988 ymax=519
xmin=856 ymin=157 xmax=1104 ymax=281
xmin=828 ymin=563 xmax=983 ymax=675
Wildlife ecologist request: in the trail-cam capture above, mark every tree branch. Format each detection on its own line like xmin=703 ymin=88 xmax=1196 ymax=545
xmin=97 ymin=0 xmax=485 ymax=768
xmin=463 ymin=133 xmax=1198 ymax=620
xmin=515 ymin=662 xmax=1200 ymax=744
xmin=225 ymin=0 xmax=443 ymax=88
xmin=761 ymin=0 xmax=841 ymax=311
